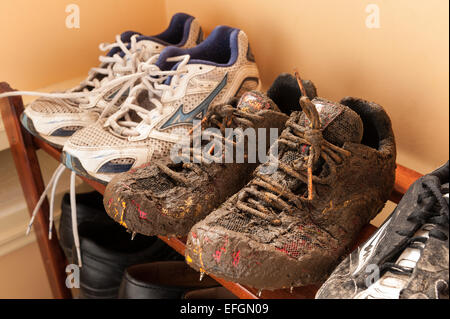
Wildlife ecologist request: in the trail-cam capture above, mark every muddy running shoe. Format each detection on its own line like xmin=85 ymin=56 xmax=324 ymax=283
xmin=15 ymin=13 xmax=202 ymax=148
xmin=103 ymin=73 xmax=317 ymax=236
xmin=62 ymin=25 xmax=265 ymax=183
xmin=184 ymin=75 xmax=397 ymax=290
xmin=316 ymin=162 xmax=449 ymax=299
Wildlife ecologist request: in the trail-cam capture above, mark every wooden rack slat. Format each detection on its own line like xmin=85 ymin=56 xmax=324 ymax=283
xmin=0 ymin=83 xmax=71 ymax=299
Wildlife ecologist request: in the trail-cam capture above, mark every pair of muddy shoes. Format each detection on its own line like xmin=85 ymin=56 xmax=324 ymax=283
xmin=104 ymin=71 xmax=398 ymax=290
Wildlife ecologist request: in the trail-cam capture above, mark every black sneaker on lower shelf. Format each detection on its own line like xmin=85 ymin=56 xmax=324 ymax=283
xmin=76 ymin=222 xmax=182 ymax=299
xmin=118 ymin=261 xmax=220 ymax=299
xmin=316 ymin=161 xmax=449 ymax=299
xmin=59 ymin=191 xmax=107 ymax=262
xmin=59 ymin=191 xmax=182 ymax=299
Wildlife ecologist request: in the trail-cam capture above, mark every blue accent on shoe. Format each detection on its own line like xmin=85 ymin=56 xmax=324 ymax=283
xmin=107 ymin=31 xmax=142 ymax=57
xmin=160 ymin=73 xmax=228 ymax=129
xmin=63 ymin=152 xmax=74 ymax=171
xmin=98 ymin=161 xmax=134 ymax=173
xmin=51 ymin=127 xmax=80 ymax=137
xmin=155 ymin=26 xmax=240 ymax=71
xmin=108 ymin=13 xmax=195 ymax=58
xmin=151 ymin=13 xmax=194 ymax=46
xmin=20 ymin=112 xmax=64 ymax=149
xmin=20 ymin=112 xmax=38 ymax=136
xmin=61 ymin=151 xmax=108 ymax=185
xmin=20 ymin=112 xmax=30 ymax=131
xmin=104 ymin=87 xmax=130 ymax=102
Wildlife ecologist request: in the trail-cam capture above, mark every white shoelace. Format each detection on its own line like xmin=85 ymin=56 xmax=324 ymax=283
xmin=0 ymin=35 xmax=163 ymax=267
xmin=0 ymin=36 xmax=192 ymax=267
xmin=73 ymin=34 xmax=142 ymax=96
xmin=103 ymin=54 xmax=191 ymax=137
xmin=0 ymin=34 xmax=148 ymax=107
xmin=26 ymin=165 xmax=82 ymax=266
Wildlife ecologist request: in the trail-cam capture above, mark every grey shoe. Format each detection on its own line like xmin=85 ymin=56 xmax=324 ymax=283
xmin=316 ymin=162 xmax=449 ymax=299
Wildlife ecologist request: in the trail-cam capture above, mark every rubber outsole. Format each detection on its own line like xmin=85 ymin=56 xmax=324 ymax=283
xmin=61 ymin=151 xmax=107 ymax=185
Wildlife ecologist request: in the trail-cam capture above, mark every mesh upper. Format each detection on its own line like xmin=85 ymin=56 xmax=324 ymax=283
xmin=130 ymin=166 xmax=176 ymax=195
xmin=180 ymin=19 xmax=202 ymax=48
xmin=29 ymin=97 xmax=81 ymax=114
xmin=67 ymin=123 xmax=129 ymax=147
xmin=299 ymin=98 xmax=363 ymax=147
xmin=213 ymin=210 xmax=327 ymax=259
xmin=203 ymin=98 xmax=363 ymax=260
xmin=67 ymin=31 xmax=257 ymax=158
xmin=67 ymin=122 xmax=175 ymax=158
xmin=171 ymin=32 xmax=253 ymax=114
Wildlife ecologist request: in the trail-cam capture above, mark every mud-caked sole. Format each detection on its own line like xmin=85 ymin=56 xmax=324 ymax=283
xmin=185 ymin=224 xmax=335 ymax=290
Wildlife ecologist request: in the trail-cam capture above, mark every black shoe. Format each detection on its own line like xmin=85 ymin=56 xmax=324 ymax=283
xmin=118 ymin=261 xmax=219 ymax=299
xmin=60 ymin=191 xmax=182 ymax=298
xmin=316 ymin=161 xmax=449 ymax=299
xmin=76 ymin=221 xmax=182 ymax=299
xmin=59 ymin=191 xmax=110 ymax=262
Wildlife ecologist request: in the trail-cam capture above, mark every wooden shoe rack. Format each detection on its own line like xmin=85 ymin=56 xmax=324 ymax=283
xmin=0 ymin=82 xmax=423 ymax=299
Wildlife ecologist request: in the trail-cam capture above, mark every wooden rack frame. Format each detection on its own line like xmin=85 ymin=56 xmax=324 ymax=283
xmin=0 ymin=82 xmax=423 ymax=299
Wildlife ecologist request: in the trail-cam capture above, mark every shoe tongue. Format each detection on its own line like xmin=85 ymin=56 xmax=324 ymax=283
xmin=237 ymin=91 xmax=281 ymax=113
xmin=155 ymin=46 xmax=186 ymax=70
xmin=300 ymin=97 xmax=363 ymax=148
xmin=280 ymin=97 xmax=363 ymax=166
xmin=106 ymin=31 xmax=141 ymax=57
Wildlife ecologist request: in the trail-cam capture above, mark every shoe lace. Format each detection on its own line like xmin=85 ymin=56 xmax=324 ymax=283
xmin=153 ymin=101 xmax=264 ymax=185
xmin=72 ymin=34 xmax=143 ymax=96
xmin=0 ymin=36 xmax=163 ymax=268
xmin=234 ymin=71 xmax=351 ymax=226
xmin=25 ymin=165 xmax=83 ymax=267
xmin=102 ymin=54 xmax=193 ymax=137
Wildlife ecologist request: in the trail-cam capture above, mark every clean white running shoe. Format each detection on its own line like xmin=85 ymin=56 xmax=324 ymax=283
xmin=61 ymin=25 xmax=261 ymax=183
xmin=10 ymin=13 xmax=203 ymax=148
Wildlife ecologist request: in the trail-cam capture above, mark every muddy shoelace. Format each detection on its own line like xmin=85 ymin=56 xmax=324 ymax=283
xmin=153 ymin=101 xmax=264 ymax=185
xmin=380 ymin=178 xmax=450 ymax=276
xmin=234 ymin=72 xmax=351 ymax=226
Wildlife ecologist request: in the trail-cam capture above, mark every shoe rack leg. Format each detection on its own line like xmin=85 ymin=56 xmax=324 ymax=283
xmin=0 ymin=82 xmax=72 ymax=299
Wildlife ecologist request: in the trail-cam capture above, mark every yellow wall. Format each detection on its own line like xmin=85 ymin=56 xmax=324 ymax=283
xmin=165 ymin=0 xmax=449 ymax=174
xmin=1 ymin=0 xmax=448 ymax=171
xmin=0 ymin=0 xmax=167 ymax=89
xmin=0 ymin=0 xmax=168 ymax=299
